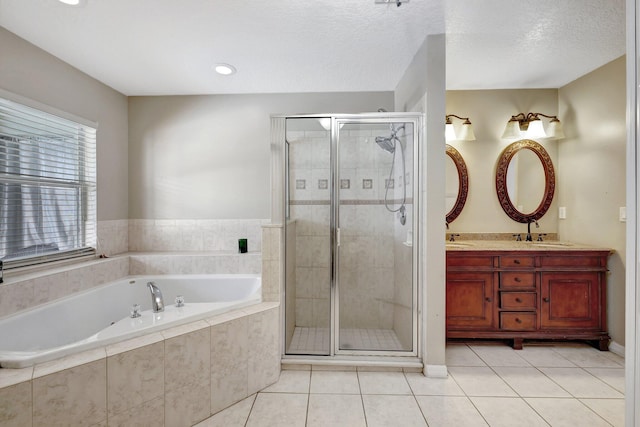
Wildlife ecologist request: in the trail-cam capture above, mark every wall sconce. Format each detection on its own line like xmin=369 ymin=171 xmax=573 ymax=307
xmin=501 ymin=112 xmax=565 ymax=140
xmin=445 ymin=114 xmax=476 ymax=141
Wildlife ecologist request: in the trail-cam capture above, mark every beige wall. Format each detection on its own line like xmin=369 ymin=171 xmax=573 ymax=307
xmin=0 ymin=28 xmax=129 ymax=221
xmin=558 ymin=56 xmax=626 ymax=346
xmin=395 ymin=34 xmax=447 ymax=372
xmin=445 ymin=89 xmax=559 ymax=234
xmin=128 ymin=93 xmax=393 ymax=219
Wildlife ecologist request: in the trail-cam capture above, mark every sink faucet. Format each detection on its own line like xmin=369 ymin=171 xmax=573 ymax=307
xmin=525 ymin=219 xmax=539 ymax=242
xmin=147 ymin=281 xmax=164 ymax=313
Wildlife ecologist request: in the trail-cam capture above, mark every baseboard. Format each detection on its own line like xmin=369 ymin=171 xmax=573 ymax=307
xmin=424 ymin=364 xmax=448 ymax=378
xmin=609 ymin=341 xmax=625 ymax=358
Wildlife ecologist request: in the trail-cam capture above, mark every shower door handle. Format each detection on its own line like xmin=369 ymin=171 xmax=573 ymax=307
xmin=337 ymin=228 xmax=341 ymax=247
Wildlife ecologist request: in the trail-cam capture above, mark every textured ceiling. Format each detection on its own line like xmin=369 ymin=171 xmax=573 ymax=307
xmin=0 ymin=0 xmax=626 ymax=95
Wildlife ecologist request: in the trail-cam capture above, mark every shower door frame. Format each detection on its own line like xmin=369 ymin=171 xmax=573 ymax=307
xmin=281 ymin=113 xmax=422 ymax=358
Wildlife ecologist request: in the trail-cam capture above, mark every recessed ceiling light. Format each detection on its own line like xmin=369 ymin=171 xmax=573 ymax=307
xmin=58 ymin=0 xmax=85 ymax=5
xmin=214 ymin=64 xmax=237 ymax=76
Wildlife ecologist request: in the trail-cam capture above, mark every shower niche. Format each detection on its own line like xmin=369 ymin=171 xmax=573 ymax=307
xmin=274 ymin=114 xmax=421 ymax=357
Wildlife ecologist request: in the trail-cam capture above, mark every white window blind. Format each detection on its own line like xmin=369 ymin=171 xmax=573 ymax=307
xmin=0 ymin=97 xmax=96 ymax=268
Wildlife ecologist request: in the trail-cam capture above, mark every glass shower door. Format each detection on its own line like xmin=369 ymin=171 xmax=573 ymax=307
xmin=336 ymin=120 xmax=414 ymax=353
xmin=284 ymin=117 xmax=332 ymax=355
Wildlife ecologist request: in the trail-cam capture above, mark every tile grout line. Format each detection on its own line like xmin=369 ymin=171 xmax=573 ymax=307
xmin=404 ymin=370 xmax=430 ymax=426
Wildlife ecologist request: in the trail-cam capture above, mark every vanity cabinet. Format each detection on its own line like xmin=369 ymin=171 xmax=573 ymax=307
xmin=446 ymin=249 xmax=610 ymax=350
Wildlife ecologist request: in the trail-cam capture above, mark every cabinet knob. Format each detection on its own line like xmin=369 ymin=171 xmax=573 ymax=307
xmin=515 ymin=318 xmax=522 ymax=323
xmin=515 ymin=298 xmax=522 ymax=303
xmin=485 ymin=297 xmax=492 ymax=302
xmin=513 ymin=259 xmax=521 ymax=264
xmin=543 ymin=297 xmax=550 ymax=303
xmin=514 ymin=277 xmax=522 ymax=283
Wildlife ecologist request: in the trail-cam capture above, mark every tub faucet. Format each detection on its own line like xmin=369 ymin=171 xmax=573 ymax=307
xmin=147 ymin=281 xmax=164 ymax=313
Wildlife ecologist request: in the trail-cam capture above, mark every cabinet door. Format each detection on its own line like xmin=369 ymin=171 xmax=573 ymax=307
xmin=446 ymin=272 xmax=495 ymax=329
xmin=540 ymin=272 xmax=601 ymax=329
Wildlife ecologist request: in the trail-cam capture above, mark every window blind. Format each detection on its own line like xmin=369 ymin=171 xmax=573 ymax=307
xmin=0 ymin=97 xmax=96 ymax=268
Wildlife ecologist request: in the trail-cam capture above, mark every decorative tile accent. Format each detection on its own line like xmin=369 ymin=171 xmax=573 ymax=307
xmin=362 ymin=179 xmax=373 ymax=190
xmin=385 ymin=178 xmax=395 ymax=189
xmin=295 ymin=179 xmax=306 ymax=190
xmin=340 ymin=179 xmax=350 ymax=189
xmin=317 ymin=179 xmax=328 ymax=190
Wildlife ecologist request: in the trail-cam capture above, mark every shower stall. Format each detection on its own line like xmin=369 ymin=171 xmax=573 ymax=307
xmin=272 ymin=113 xmax=422 ymax=358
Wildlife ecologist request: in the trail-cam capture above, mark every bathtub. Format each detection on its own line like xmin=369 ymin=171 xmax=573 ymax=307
xmin=0 ymin=274 xmax=261 ymax=368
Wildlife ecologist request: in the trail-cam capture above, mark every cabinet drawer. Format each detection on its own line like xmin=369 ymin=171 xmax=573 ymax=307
xmin=501 ymin=292 xmax=536 ymax=310
xmin=447 ymin=255 xmax=494 ymax=268
xmin=500 ymin=255 xmax=535 ymax=268
xmin=501 ymin=272 xmax=535 ymax=288
xmin=500 ymin=312 xmax=536 ymax=330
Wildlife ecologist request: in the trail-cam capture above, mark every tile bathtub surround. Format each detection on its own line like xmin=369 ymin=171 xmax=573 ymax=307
xmin=0 ymin=255 xmax=130 ymax=318
xmin=129 ymin=252 xmax=261 ymax=275
xmin=128 ymin=219 xmax=268 ymax=253
xmin=261 ymin=225 xmax=283 ymax=302
xmin=0 ymin=303 xmax=280 ymax=427
xmin=97 ymin=219 xmax=129 ymax=256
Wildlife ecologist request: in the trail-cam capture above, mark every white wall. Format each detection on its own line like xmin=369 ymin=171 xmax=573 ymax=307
xmin=558 ymin=56 xmax=626 ymax=346
xmin=395 ymin=34 xmax=447 ymax=372
xmin=0 ymin=27 xmax=129 ymax=221
xmin=445 ymin=89 xmax=559 ymax=234
xmin=128 ymin=93 xmax=393 ymax=219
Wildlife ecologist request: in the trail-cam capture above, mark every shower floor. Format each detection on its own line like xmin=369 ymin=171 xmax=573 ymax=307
xmin=288 ymin=327 xmax=404 ymax=354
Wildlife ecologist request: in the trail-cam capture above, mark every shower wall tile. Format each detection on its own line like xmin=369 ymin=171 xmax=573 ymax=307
xmin=311 ymin=138 xmax=330 ymax=169
xmin=33 ymin=359 xmax=107 ymax=426
xmin=106 ymin=341 xmax=165 ymax=418
xmin=247 ymin=307 xmax=280 ymax=395
xmin=210 ymin=317 xmax=249 ymax=414
xmin=0 ymin=381 xmax=32 ymax=427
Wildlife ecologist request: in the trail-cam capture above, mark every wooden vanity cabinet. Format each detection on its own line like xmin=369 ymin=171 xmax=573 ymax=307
xmin=446 ymin=249 xmax=610 ymax=350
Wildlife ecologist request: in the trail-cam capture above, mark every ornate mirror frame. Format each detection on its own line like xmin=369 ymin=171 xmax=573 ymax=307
xmin=495 ymin=139 xmax=555 ymax=223
xmin=445 ymin=144 xmax=469 ymax=224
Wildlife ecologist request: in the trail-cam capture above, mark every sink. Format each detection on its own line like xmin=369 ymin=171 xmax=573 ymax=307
xmin=446 ymin=242 xmax=473 ymax=248
xmin=532 ymin=241 xmax=574 ymax=248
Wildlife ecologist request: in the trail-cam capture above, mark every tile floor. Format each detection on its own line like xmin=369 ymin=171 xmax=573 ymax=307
xmin=196 ymin=342 xmax=625 ymax=427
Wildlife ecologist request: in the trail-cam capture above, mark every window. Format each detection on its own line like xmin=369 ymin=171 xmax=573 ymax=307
xmin=0 ymin=96 xmax=96 ymax=268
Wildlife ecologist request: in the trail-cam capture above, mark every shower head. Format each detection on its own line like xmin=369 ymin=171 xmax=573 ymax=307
xmin=375 ymin=136 xmax=395 ymax=153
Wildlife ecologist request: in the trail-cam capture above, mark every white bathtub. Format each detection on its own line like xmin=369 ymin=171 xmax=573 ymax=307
xmin=0 ymin=274 xmax=261 ymax=368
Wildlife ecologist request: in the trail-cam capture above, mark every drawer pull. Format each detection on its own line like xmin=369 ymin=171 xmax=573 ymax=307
xmin=514 ymin=277 xmax=522 ymax=282
xmin=515 ymin=298 xmax=522 ymax=303
xmin=543 ymin=297 xmax=550 ymax=303
xmin=485 ymin=297 xmax=492 ymax=302
xmin=515 ymin=318 xmax=522 ymax=323
xmin=513 ymin=259 xmax=521 ymax=264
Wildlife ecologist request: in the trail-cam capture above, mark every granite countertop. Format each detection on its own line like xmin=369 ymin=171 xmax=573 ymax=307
xmin=445 ymin=240 xmax=613 ymax=252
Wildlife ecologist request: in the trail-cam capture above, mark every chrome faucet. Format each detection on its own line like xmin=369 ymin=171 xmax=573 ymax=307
xmin=147 ymin=281 xmax=164 ymax=313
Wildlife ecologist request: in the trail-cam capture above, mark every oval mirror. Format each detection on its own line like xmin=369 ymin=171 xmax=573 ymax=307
xmin=496 ymin=139 xmax=555 ymax=223
xmin=445 ymin=144 xmax=469 ymax=224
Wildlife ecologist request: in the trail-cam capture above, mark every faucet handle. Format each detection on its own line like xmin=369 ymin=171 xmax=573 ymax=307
xmin=449 ymin=233 xmax=460 ymax=242
xmin=537 ymin=233 xmax=547 ymax=242
xmin=513 ymin=233 xmax=522 ymax=241
xmin=175 ymin=295 xmax=185 ymax=307
xmin=130 ymin=304 xmax=141 ymax=318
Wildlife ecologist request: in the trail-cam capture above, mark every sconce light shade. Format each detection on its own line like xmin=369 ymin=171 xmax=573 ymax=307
xmin=458 ymin=122 xmax=476 ymax=141
xmin=525 ymin=119 xmax=546 ymax=139
xmin=445 ymin=123 xmax=457 ymax=141
xmin=445 ymin=114 xmax=476 ymax=141
xmin=547 ymin=118 xmax=565 ymax=139
xmin=502 ymin=112 xmax=564 ymax=141
xmin=501 ymin=120 xmax=522 ymax=139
